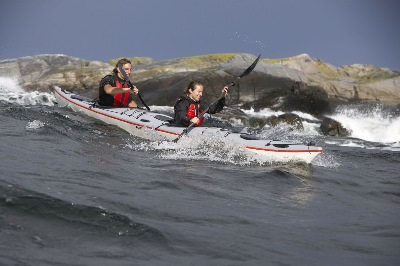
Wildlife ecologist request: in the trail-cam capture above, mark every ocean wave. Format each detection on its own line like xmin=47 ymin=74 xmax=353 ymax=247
xmin=329 ymin=103 xmax=400 ymax=145
xmin=0 ymin=183 xmax=168 ymax=242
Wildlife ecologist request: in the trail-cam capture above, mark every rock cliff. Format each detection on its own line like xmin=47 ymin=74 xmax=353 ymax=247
xmin=1 ymin=53 xmax=399 ymax=117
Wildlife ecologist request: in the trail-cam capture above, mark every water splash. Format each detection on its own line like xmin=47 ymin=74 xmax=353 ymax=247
xmin=312 ymin=151 xmax=341 ymax=168
xmin=241 ymin=107 xmax=322 ymax=138
xmin=329 ymin=104 xmax=400 ymax=144
xmin=230 ymin=31 xmax=266 ymax=55
xmin=125 ymin=131 xmax=321 ymax=166
xmin=0 ymin=77 xmax=56 ymax=106
xmin=123 ymin=107 xmax=326 ymax=166
xmin=26 ymin=120 xmax=45 ymax=130
xmin=126 ymin=135 xmax=259 ymax=166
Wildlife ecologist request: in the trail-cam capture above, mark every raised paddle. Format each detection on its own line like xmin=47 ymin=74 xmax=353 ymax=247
xmin=118 ymin=65 xmax=151 ymax=111
xmin=173 ymin=54 xmax=261 ymax=142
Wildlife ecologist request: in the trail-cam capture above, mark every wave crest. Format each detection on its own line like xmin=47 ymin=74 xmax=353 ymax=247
xmin=0 ymin=77 xmax=55 ymax=106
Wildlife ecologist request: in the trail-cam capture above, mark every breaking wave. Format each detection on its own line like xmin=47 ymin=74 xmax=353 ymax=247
xmin=0 ymin=77 xmax=55 ymax=106
xmin=329 ymin=103 xmax=400 ymax=145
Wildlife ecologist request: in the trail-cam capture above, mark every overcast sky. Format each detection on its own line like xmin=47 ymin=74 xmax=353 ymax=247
xmin=1 ymin=0 xmax=399 ymax=69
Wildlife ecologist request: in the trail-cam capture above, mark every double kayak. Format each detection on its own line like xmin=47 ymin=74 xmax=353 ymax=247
xmin=54 ymin=86 xmax=322 ymax=163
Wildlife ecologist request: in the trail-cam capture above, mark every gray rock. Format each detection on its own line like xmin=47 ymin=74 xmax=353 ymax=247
xmin=1 ymin=53 xmax=399 ymax=116
xmin=265 ymin=113 xmax=304 ymax=130
xmin=320 ymin=117 xmax=351 ymax=136
xmin=0 ymin=54 xmax=112 ymax=93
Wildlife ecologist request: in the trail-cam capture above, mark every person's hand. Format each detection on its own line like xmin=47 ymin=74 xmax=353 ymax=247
xmin=222 ymin=86 xmax=228 ymax=97
xmin=190 ymin=117 xmax=200 ymax=125
xmin=131 ymin=86 xmax=139 ymax=95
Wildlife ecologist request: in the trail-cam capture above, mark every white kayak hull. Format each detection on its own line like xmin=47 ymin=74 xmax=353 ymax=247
xmin=54 ymin=86 xmax=322 ymax=163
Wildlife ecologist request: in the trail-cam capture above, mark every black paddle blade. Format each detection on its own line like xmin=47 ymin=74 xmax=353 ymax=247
xmin=118 ymin=64 xmax=151 ymax=110
xmin=118 ymin=64 xmax=134 ymax=87
xmin=118 ymin=65 xmax=130 ymax=81
xmin=239 ymin=54 xmax=261 ymax=79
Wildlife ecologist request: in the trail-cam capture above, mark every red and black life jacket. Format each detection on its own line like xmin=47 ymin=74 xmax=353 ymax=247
xmin=99 ymin=75 xmax=132 ymax=107
xmin=173 ymin=96 xmax=204 ymax=126
xmin=186 ymin=102 xmax=204 ymax=126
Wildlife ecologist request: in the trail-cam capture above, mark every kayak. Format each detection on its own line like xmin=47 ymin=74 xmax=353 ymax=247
xmin=54 ymin=86 xmax=322 ymax=163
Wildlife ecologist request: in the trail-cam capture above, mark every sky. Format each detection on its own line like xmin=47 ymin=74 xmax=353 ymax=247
xmin=0 ymin=0 xmax=399 ymax=69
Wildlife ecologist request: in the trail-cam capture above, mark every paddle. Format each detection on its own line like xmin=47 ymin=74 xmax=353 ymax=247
xmin=173 ymin=54 xmax=261 ymax=142
xmin=118 ymin=65 xmax=151 ymax=111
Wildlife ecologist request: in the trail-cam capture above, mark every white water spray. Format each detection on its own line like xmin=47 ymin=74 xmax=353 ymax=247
xmin=0 ymin=77 xmax=56 ymax=106
xmin=329 ymin=105 xmax=400 ymax=144
xmin=230 ymin=31 xmax=266 ymax=55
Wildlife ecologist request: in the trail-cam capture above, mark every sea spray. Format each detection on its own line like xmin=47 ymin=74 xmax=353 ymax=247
xmin=126 ymin=135 xmax=258 ymax=166
xmin=124 ymin=106 xmax=326 ymax=166
xmin=26 ymin=120 xmax=45 ymax=130
xmin=241 ymin=107 xmax=322 ymax=138
xmin=329 ymin=104 xmax=400 ymax=144
xmin=0 ymin=77 xmax=55 ymax=106
xmin=125 ymin=132 xmax=321 ymax=166
xmin=230 ymin=31 xmax=266 ymax=55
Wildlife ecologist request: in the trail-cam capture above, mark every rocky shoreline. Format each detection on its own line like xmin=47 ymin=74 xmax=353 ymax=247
xmin=1 ymin=53 xmax=399 ymax=136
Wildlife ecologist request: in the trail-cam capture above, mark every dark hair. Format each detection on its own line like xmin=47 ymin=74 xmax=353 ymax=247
xmin=113 ymin=58 xmax=132 ymax=74
xmin=184 ymin=80 xmax=203 ymax=95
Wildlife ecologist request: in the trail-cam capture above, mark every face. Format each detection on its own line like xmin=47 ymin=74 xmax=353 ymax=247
xmin=117 ymin=63 xmax=132 ymax=79
xmin=188 ymin=84 xmax=203 ymax=101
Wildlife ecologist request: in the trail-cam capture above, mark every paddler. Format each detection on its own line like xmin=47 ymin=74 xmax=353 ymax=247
xmin=173 ymin=80 xmax=228 ymax=127
xmin=98 ymin=58 xmax=140 ymax=108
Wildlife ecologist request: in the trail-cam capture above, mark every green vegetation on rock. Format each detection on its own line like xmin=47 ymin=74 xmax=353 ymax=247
xmin=315 ymin=60 xmax=341 ymax=79
xmin=175 ymin=53 xmax=238 ymax=69
xmin=261 ymin=57 xmax=291 ymax=64
xmin=109 ymin=57 xmax=153 ymax=66
xmin=341 ymin=65 xmax=397 ymax=84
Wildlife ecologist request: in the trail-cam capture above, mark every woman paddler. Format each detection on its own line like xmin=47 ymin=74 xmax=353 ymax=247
xmin=173 ymin=80 xmax=228 ymax=127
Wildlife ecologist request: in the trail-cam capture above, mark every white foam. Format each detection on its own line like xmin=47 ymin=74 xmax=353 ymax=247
xmin=381 ymin=142 xmax=400 ymax=151
xmin=292 ymin=111 xmax=320 ymax=122
xmin=329 ymin=106 xmax=400 ymax=144
xmin=240 ymin=107 xmax=321 ymax=138
xmin=0 ymin=77 xmax=56 ymax=106
xmin=240 ymin=107 xmax=285 ymax=117
xmin=340 ymin=141 xmax=366 ymax=148
xmin=126 ymin=133 xmax=292 ymax=166
xmin=26 ymin=120 xmax=45 ymax=130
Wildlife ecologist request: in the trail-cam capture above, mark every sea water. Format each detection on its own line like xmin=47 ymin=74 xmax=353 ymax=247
xmin=0 ymin=77 xmax=399 ymax=266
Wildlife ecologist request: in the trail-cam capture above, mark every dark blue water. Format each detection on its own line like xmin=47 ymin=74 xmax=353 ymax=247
xmin=0 ymin=99 xmax=399 ymax=265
